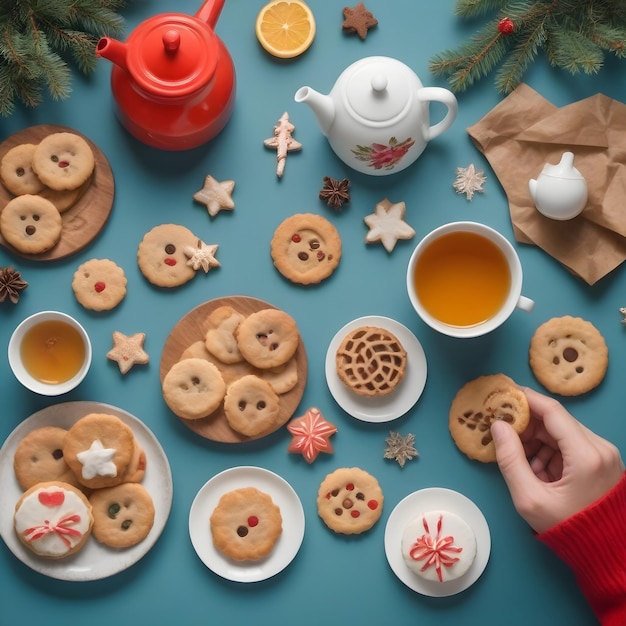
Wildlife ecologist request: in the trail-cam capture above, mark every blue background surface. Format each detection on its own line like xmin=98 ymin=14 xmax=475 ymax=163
xmin=1 ymin=1 xmax=625 ymax=624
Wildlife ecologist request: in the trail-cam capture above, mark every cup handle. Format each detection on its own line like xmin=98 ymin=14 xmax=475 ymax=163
xmin=417 ymin=87 xmax=458 ymax=141
xmin=516 ymin=295 xmax=535 ymax=313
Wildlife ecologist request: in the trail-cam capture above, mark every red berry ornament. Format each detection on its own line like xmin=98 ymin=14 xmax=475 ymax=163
xmin=498 ymin=17 xmax=515 ymax=35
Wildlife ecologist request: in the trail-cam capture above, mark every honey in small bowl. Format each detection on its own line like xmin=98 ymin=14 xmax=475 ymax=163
xmin=20 ymin=319 xmax=86 ymax=384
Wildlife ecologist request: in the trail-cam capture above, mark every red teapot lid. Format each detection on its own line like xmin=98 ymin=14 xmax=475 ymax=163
xmin=127 ymin=14 xmax=219 ymax=97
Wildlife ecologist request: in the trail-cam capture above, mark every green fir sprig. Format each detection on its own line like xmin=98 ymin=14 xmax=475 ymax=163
xmin=0 ymin=0 xmax=126 ymax=116
xmin=429 ymin=0 xmax=626 ymax=94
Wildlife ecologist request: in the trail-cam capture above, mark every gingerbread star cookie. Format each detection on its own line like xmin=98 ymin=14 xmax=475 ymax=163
xmin=364 ymin=198 xmax=415 ymax=252
xmin=107 ymin=331 xmax=149 ymax=374
xmin=192 ymin=175 xmax=235 ymax=217
xmin=342 ymin=2 xmax=378 ymax=39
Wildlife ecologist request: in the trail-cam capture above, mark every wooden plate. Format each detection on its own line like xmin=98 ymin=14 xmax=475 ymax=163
xmin=160 ymin=296 xmax=308 ymax=443
xmin=0 ymin=124 xmax=114 ymax=261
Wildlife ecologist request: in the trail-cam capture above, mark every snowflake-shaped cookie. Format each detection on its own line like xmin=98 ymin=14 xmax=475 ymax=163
xmin=384 ymin=431 xmax=418 ymax=468
xmin=287 ymin=407 xmax=337 ymax=463
xmin=364 ymin=198 xmax=415 ymax=253
xmin=184 ymin=240 xmax=220 ymax=273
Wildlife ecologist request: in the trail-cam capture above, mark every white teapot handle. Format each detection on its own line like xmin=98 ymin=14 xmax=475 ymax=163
xmin=417 ymin=87 xmax=458 ymax=141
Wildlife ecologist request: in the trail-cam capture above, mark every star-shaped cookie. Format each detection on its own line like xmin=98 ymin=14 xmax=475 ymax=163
xmin=342 ymin=2 xmax=378 ymax=39
xmin=193 ymin=175 xmax=235 ymax=217
xmin=287 ymin=407 xmax=337 ymax=464
xmin=364 ymin=198 xmax=415 ymax=252
xmin=107 ymin=331 xmax=149 ymax=374
xmin=184 ymin=239 xmax=220 ymax=273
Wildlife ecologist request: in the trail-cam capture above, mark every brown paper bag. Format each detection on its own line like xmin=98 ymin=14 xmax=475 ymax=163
xmin=467 ymin=83 xmax=626 ymax=285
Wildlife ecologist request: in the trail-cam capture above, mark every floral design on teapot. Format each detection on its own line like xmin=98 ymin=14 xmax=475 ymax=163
xmin=351 ymin=137 xmax=416 ymax=171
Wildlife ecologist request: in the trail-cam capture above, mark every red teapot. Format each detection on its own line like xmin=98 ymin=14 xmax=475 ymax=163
xmin=96 ymin=0 xmax=235 ymax=151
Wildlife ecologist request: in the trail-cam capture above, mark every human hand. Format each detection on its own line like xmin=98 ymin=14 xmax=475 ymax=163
xmin=490 ymin=387 xmax=624 ymax=533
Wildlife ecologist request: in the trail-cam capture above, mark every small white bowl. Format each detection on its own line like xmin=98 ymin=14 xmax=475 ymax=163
xmin=8 ymin=311 xmax=92 ymax=396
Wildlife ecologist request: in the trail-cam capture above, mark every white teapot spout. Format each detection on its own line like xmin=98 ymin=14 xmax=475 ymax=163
xmin=294 ymin=86 xmax=335 ymax=137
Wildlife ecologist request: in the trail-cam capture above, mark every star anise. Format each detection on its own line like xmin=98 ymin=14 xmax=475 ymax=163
xmin=0 ymin=266 xmax=28 ymax=304
xmin=319 ymin=176 xmax=351 ymax=210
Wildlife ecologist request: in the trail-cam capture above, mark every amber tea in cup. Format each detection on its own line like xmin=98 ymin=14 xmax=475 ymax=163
xmin=406 ymin=222 xmax=534 ymax=338
xmin=8 ymin=311 xmax=92 ymax=395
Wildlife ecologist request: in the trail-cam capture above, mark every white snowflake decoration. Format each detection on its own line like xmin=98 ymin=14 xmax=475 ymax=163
xmin=384 ymin=431 xmax=419 ymax=468
xmin=453 ymin=164 xmax=487 ymax=200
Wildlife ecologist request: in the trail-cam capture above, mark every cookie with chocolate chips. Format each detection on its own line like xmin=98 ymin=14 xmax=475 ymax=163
xmin=529 ymin=315 xmax=608 ymax=396
xmin=448 ymin=374 xmax=530 ymax=463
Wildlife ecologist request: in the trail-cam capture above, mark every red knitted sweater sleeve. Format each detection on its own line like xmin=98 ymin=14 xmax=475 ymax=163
xmin=537 ymin=472 xmax=626 ymax=626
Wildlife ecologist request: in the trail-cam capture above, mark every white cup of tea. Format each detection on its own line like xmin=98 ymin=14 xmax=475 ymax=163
xmin=8 ymin=310 xmax=92 ymax=395
xmin=406 ymin=221 xmax=534 ymax=338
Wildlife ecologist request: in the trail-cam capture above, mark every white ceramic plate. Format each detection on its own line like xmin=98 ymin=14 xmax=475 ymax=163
xmin=325 ymin=315 xmax=427 ymax=422
xmin=0 ymin=401 xmax=173 ymax=581
xmin=189 ymin=466 xmax=305 ymax=583
xmin=384 ymin=487 xmax=491 ymax=597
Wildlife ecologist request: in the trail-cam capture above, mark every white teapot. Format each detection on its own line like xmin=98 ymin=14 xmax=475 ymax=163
xmin=529 ymin=152 xmax=588 ymax=220
xmin=295 ymin=56 xmax=457 ymax=176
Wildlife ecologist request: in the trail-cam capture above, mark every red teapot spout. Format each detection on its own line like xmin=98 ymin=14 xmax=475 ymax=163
xmin=95 ymin=37 xmax=128 ymax=72
xmin=195 ymin=0 xmax=225 ymax=28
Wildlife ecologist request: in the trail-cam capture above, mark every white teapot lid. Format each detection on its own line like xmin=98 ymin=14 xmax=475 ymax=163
xmin=345 ymin=57 xmax=413 ymax=123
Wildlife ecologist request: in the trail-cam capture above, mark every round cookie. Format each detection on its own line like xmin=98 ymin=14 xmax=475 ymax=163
xmin=317 ymin=467 xmax=384 ymax=534
xmin=271 ymin=213 xmax=342 ymax=284
xmin=31 ymin=132 xmax=95 ymax=191
xmin=0 ymin=143 xmax=46 ymax=195
xmin=13 ymin=426 xmax=81 ymax=490
xmin=89 ymin=482 xmax=155 ymax=548
xmin=223 ymin=375 xmax=281 ymax=437
xmin=401 ymin=510 xmax=477 ymax=583
xmin=162 ymin=357 xmax=226 ymax=420
xmin=448 ymin=374 xmax=530 ymax=463
xmin=39 ymin=182 xmax=86 ymax=213
xmin=13 ymin=426 xmax=80 ymax=490
xmin=529 ymin=315 xmax=608 ymax=396
xmin=63 ymin=413 xmax=135 ymax=489
xmin=14 ymin=481 xmax=93 ymax=559
xmin=204 ymin=305 xmax=246 ymax=364
xmin=335 ymin=325 xmax=407 ymax=397
xmin=137 ymin=223 xmax=198 ymax=287
xmin=121 ymin=440 xmax=147 ymax=483
xmin=235 ymin=308 xmax=300 ymax=369
xmin=258 ymin=355 xmax=299 ymax=394
xmin=72 ymin=258 xmax=128 ymax=311
xmin=210 ymin=487 xmax=282 ymax=561
xmin=0 ymin=194 xmax=62 ymax=254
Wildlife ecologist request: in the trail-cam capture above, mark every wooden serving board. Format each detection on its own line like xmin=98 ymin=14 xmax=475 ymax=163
xmin=160 ymin=296 xmax=308 ymax=444
xmin=0 ymin=124 xmax=114 ymax=261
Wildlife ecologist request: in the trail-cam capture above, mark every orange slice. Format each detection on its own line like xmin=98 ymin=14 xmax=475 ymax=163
xmin=255 ymin=0 xmax=316 ymax=59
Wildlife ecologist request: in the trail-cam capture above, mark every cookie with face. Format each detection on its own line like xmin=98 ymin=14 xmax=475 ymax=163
xmin=0 ymin=194 xmax=62 ymax=254
xmin=0 ymin=143 xmax=46 ymax=196
xmin=270 ymin=213 xmax=342 ymax=284
xmin=89 ymin=482 xmax=155 ymax=548
xmin=223 ymin=374 xmax=281 ymax=437
xmin=317 ymin=467 xmax=384 ymax=534
xmin=137 ymin=224 xmax=198 ymax=287
xmin=72 ymin=258 xmax=127 ymax=311
xmin=210 ymin=487 xmax=282 ymax=561
xmin=529 ymin=316 xmax=608 ymax=396
xmin=162 ymin=357 xmax=226 ymax=420
xmin=235 ymin=308 xmax=300 ymax=369
xmin=448 ymin=374 xmax=530 ymax=463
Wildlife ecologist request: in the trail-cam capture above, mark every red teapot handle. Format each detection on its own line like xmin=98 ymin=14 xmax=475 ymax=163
xmin=195 ymin=0 xmax=225 ymax=28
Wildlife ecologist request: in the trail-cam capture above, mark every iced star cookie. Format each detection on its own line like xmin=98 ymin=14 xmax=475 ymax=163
xmin=162 ymin=358 xmax=226 ymax=420
xmin=89 ymin=482 xmax=155 ymax=548
xmin=72 ymin=258 xmax=127 ymax=311
xmin=270 ymin=213 xmax=342 ymax=284
xmin=31 ymin=132 xmax=95 ymax=191
xmin=210 ymin=487 xmax=282 ymax=561
xmin=14 ymin=481 xmax=93 ymax=559
xmin=0 ymin=143 xmax=46 ymax=196
xmin=13 ymin=426 xmax=81 ymax=490
xmin=63 ymin=413 xmax=135 ymax=489
xmin=529 ymin=316 xmax=608 ymax=396
xmin=448 ymin=374 xmax=530 ymax=463
xmin=137 ymin=224 xmax=198 ymax=287
xmin=317 ymin=467 xmax=383 ymax=534
xmin=401 ymin=510 xmax=477 ymax=583
xmin=223 ymin=375 xmax=281 ymax=437
xmin=235 ymin=308 xmax=300 ymax=369
xmin=364 ymin=198 xmax=415 ymax=253
xmin=287 ymin=407 xmax=337 ymax=464
xmin=0 ymin=194 xmax=62 ymax=254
